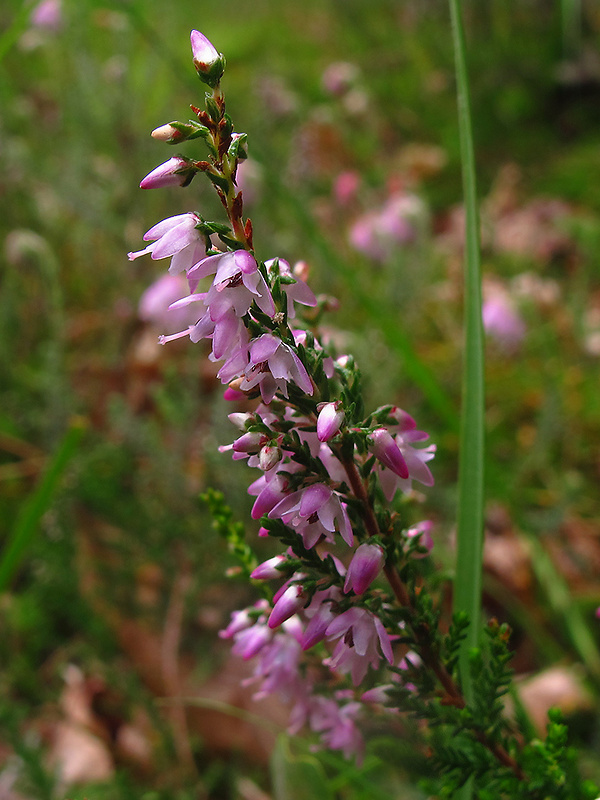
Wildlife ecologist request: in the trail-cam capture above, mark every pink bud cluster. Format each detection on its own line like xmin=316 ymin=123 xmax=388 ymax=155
xmin=131 ymin=30 xmax=438 ymax=760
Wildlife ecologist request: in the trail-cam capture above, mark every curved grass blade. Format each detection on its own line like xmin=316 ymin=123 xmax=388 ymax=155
xmin=0 ymin=418 xmax=85 ymax=593
xmin=449 ymin=0 xmax=485 ymax=703
xmin=448 ymin=4 xmax=485 ymax=797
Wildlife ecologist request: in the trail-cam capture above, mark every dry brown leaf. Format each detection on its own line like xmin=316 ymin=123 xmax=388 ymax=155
xmin=515 ymin=666 xmax=594 ymax=734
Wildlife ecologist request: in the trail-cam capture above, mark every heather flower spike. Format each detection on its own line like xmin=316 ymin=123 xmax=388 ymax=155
xmin=126 ymin=28 xmax=589 ymax=793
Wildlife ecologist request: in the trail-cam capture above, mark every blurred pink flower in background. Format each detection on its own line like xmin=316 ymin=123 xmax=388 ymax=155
xmin=235 ymin=158 xmax=262 ymax=206
xmin=30 ymin=0 xmax=62 ymax=31
xmin=349 ymin=191 xmax=424 ymax=262
xmin=138 ymin=274 xmax=199 ymax=333
xmin=482 ymin=281 xmax=526 ymax=351
xmin=333 ymin=171 xmax=361 ymax=206
xmin=322 ymin=62 xmax=360 ymax=96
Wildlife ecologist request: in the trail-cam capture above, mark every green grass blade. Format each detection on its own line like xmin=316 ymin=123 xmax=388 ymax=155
xmin=0 ymin=418 xmax=85 ymax=593
xmin=448 ymin=5 xmax=485 ymax=798
xmin=449 ymin=0 xmax=485 ymax=697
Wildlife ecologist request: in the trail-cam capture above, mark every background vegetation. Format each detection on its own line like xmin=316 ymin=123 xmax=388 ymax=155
xmin=2 ymin=1 xmax=600 ymax=797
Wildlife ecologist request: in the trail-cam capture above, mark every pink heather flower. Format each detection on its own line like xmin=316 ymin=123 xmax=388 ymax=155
xmin=190 ymin=30 xmax=219 ymax=66
xmin=317 ymin=443 xmax=348 ymax=484
xmin=344 ymin=543 xmax=385 ymax=595
xmin=238 ymin=334 xmax=313 ymax=404
xmin=223 ymin=386 xmax=245 ymax=401
xmin=308 ymin=695 xmax=364 ymax=761
xmin=231 ymin=621 xmax=272 ymax=660
xmin=268 ymin=582 xmax=307 ymax=629
xmin=140 ymin=156 xmax=196 ymax=190
xmin=190 ymin=30 xmax=224 ymax=87
xmin=368 ymin=428 xmax=409 ymax=479
xmin=161 ymin=250 xmax=275 ymax=359
xmin=317 ymin=401 xmax=344 ymax=442
xmin=159 ymin=304 xmax=250 ymax=361
xmin=221 ymin=603 xmax=274 ymax=660
xmin=128 ymin=212 xmax=206 ymax=275
xmin=245 ymin=627 xmax=305 ymax=702
xmin=269 ymin=483 xmax=353 ymax=548
xmin=325 ymin=607 xmax=394 ymax=685
xmin=301 ymin=587 xmax=343 ymax=650
xmin=185 ymin=250 xmax=275 ymax=318
xmin=406 ymin=520 xmax=434 ymax=558
xmin=292 ymin=329 xmax=335 ymax=378
xmin=248 ymin=473 xmax=290 ymax=520
xmin=219 ymin=599 xmax=270 ymax=640
xmin=372 ymin=419 xmax=436 ymax=501
xmin=138 ymin=273 xmax=199 ymax=332
xmin=232 ymin=431 xmax=267 ymax=455
xmin=265 ymin=258 xmax=316 ymax=319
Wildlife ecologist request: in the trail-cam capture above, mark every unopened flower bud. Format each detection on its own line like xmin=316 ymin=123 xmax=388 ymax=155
xmin=368 ymin=428 xmax=409 ymax=479
xmin=223 ymin=386 xmax=245 ymax=402
xmin=151 ymin=123 xmax=186 ymax=143
xmin=228 ymin=412 xmax=253 ymax=430
xmin=140 ymin=156 xmax=196 ymax=190
xmin=250 ymin=554 xmax=287 ymax=580
xmin=317 ymin=401 xmax=344 ymax=442
xmin=232 ymin=431 xmax=266 ymax=454
xmin=259 ymin=444 xmax=282 ymax=471
xmin=268 ymin=583 xmax=306 ymax=629
xmin=151 ymin=120 xmax=209 ymax=144
xmin=190 ymin=29 xmax=225 ymax=88
xmin=344 ymin=543 xmax=385 ymax=595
